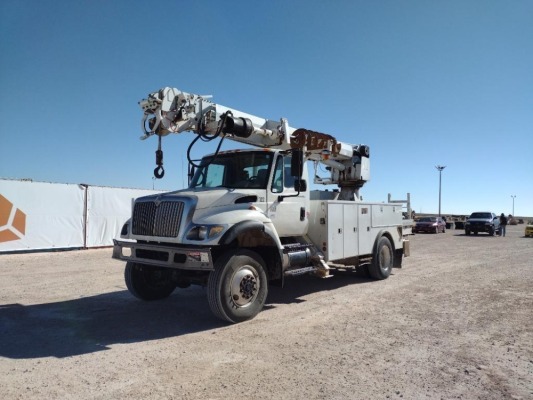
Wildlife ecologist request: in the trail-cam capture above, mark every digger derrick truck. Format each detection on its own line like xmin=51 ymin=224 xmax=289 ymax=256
xmin=112 ymin=87 xmax=410 ymax=323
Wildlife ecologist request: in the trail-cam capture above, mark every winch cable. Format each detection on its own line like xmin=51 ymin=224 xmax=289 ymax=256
xmin=154 ymin=135 xmax=165 ymax=178
xmin=186 ymin=110 xmax=232 ymax=170
xmin=152 ymin=111 xmax=232 ymax=180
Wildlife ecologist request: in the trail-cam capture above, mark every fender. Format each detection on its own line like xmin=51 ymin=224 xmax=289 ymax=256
xmin=373 ymin=229 xmax=395 ymax=250
xmin=373 ymin=229 xmax=403 ymax=269
xmin=219 ymin=220 xmax=269 ymax=245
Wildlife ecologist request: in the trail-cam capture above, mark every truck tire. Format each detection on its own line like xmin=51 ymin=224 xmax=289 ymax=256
xmin=368 ymin=236 xmax=393 ymax=280
xmin=207 ymin=249 xmax=268 ymax=323
xmin=125 ymin=262 xmax=176 ymax=301
xmin=465 ymin=229 xmax=470 ymax=235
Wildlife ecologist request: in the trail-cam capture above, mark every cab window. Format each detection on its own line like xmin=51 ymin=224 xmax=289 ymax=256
xmin=271 ymin=156 xmax=283 ymax=193
xmin=271 ymin=155 xmax=298 ymax=193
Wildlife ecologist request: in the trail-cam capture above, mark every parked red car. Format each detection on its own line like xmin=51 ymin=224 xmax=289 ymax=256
xmin=413 ymin=217 xmax=446 ymax=234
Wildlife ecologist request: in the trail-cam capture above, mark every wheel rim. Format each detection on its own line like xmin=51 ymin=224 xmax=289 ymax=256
xmin=379 ymin=246 xmax=392 ymax=270
xmin=230 ymin=266 xmax=260 ymax=307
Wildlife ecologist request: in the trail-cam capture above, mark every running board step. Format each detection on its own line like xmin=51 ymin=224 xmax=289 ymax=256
xmin=284 ymin=266 xmax=318 ymax=276
xmin=284 ymin=266 xmax=332 ymax=278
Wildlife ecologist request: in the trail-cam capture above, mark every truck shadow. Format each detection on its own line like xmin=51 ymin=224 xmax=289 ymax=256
xmin=266 ymin=271 xmax=373 ymax=306
xmin=452 ymin=233 xmax=500 ymax=238
xmin=0 ymin=287 xmax=219 ymax=359
xmin=0 ymin=272 xmax=372 ymax=360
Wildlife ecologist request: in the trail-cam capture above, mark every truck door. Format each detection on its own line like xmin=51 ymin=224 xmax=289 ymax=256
xmin=266 ymin=155 xmax=309 ymax=237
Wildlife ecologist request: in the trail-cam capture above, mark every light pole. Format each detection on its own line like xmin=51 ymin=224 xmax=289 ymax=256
xmin=436 ymin=165 xmax=446 ymax=217
xmin=511 ymin=195 xmax=516 ymax=216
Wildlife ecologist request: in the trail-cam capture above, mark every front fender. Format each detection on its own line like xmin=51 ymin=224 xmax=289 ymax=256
xmin=219 ymin=220 xmax=281 ymax=248
xmin=220 ymin=220 xmax=265 ymax=245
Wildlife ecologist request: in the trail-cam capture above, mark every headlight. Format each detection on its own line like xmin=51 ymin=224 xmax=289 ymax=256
xmin=186 ymin=225 xmax=225 ymax=241
xmin=187 ymin=226 xmax=208 ymax=240
xmin=120 ymin=221 xmax=129 ymax=236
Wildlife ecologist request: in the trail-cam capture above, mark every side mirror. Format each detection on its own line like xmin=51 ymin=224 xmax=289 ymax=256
xmin=291 ymin=149 xmax=304 ymax=178
xmin=294 ymin=179 xmax=307 ymax=192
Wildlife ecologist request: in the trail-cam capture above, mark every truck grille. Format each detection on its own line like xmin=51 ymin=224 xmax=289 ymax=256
xmin=132 ymin=201 xmax=184 ymax=238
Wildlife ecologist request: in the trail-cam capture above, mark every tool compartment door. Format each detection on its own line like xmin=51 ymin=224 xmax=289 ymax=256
xmin=327 ymin=203 xmax=344 ymax=261
xmin=358 ymin=205 xmax=373 ymax=255
xmin=343 ymin=203 xmax=359 ymax=259
xmin=326 ymin=202 xmax=359 ymax=261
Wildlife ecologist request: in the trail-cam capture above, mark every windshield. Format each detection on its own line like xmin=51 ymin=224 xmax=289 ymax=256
xmin=419 ymin=217 xmax=437 ymax=222
xmin=470 ymin=212 xmax=492 ymax=219
xmin=190 ymin=152 xmax=274 ymax=189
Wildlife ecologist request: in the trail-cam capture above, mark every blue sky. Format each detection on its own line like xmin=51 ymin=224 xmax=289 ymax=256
xmin=1 ymin=0 xmax=532 ymax=216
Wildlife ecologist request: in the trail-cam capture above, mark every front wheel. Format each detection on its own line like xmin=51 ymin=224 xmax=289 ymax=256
xmin=125 ymin=262 xmax=177 ymax=300
xmin=368 ymin=236 xmax=394 ymax=280
xmin=207 ymin=249 xmax=268 ymax=323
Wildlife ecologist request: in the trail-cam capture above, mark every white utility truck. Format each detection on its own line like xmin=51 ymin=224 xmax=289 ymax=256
xmin=113 ymin=87 xmax=410 ymax=323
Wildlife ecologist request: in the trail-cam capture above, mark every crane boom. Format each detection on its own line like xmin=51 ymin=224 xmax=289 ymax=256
xmin=139 ymin=87 xmax=370 ymax=196
xmin=140 ymin=87 xmax=291 ymax=149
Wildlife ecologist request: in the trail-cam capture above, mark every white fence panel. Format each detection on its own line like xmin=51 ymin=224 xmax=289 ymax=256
xmin=0 ymin=180 xmax=85 ymax=252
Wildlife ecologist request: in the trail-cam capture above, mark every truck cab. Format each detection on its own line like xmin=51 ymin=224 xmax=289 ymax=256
xmin=115 ymin=148 xmax=309 ymax=263
xmin=188 ymin=149 xmax=309 ymax=238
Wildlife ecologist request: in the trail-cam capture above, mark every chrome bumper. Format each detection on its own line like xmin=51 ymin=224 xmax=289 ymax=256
xmin=112 ymin=239 xmax=214 ymax=270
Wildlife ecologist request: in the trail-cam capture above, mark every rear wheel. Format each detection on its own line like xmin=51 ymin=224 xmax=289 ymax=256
xmin=125 ymin=262 xmax=176 ymax=301
xmin=465 ymin=229 xmax=470 ymax=236
xmin=368 ymin=236 xmax=393 ymax=280
xmin=207 ymin=249 xmax=268 ymax=323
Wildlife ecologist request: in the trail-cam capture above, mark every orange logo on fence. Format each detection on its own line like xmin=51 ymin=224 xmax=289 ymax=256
xmin=0 ymin=194 xmax=26 ymax=243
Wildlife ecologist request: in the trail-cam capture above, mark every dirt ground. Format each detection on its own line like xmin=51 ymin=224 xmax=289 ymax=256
xmin=0 ymin=225 xmax=532 ymax=400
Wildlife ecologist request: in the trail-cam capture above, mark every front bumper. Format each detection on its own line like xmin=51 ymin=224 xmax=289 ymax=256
xmin=413 ymin=226 xmax=437 ymax=233
xmin=112 ymin=239 xmax=214 ymax=270
xmin=465 ymin=224 xmax=495 ymax=233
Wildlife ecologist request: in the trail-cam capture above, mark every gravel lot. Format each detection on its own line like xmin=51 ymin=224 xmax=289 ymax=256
xmin=1 ymin=225 xmax=532 ymax=400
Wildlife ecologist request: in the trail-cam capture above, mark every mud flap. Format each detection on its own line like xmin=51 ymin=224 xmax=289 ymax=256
xmin=403 ymin=239 xmax=410 ymax=257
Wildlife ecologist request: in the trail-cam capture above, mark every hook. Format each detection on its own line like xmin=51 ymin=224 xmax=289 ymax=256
xmin=154 ymin=165 xmax=165 ymax=179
